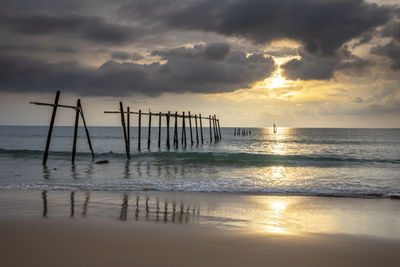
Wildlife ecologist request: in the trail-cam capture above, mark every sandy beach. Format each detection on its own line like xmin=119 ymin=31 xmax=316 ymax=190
xmin=0 ymin=190 xmax=399 ymax=267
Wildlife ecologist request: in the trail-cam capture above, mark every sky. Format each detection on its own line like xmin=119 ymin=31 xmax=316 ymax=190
xmin=0 ymin=0 xmax=399 ymax=127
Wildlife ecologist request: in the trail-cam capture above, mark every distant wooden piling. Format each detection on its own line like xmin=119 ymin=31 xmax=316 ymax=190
xmin=148 ymin=110 xmax=152 ymax=150
xmin=209 ymin=115 xmax=212 ymax=143
xmin=212 ymin=115 xmax=218 ymax=142
xmin=189 ymin=112 xmax=193 ymax=146
xmin=195 ymin=114 xmax=199 ymax=145
xmin=174 ymin=112 xmax=178 ymax=149
xmin=158 ymin=112 xmax=161 ymax=148
xmin=119 ymin=102 xmax=130 ymax=159
xmin=166 ymin=111 xmax=170 ymax=149
xmin=199 ymin=114 xmax=204 ymax=144
xmin=138 ymin=110 xmax=142 ymax=151
xmin=43 ymin=90 xmax=60 ymax=165
xmin=72 ymin=99 xmax=80 ymax=163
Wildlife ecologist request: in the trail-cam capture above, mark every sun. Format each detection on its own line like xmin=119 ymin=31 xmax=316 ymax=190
xmin=264 ymin=67 xmax=290 ymax=89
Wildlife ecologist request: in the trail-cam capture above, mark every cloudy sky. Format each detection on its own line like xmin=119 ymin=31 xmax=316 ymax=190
xmin=0 ymin=0 xmax=399 ymax=127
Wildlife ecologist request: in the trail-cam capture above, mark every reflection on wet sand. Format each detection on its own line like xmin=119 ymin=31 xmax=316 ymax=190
xmin=41 ymin=191 xmax=202 ymax=225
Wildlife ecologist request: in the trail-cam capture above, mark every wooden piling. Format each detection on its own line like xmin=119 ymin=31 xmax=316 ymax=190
xmin=127 ymin=106 xmax=130 ymax=155
xmin=209 ymin=115 xmax=213 ymax=143
xmin=195 ymin=114 xmax=199 ymax=145
xmin=166 ymin=111 xmax=170 ymax=149
xmin=199 ymin=114 xmax=204 ymax=144
xmin=217 ymin=119 xmax=222 ymax=140
xmin=148 ymin=110 xmax=151 ymax=150
xmin=189 ymin=112 xmax=193 ymax=146
xmin=72 ymin=99 xmax=80 ymax=163
xmin=78 ymin=101 xmax=94 ymax=159
xmin=42 ymin=90 xmax=60 ymax=165
xmin=174 ymin=112 xmax=178 ymax=149
xmin=138 ymin=110 xmax=142 ymax=150
xmin=182 ymin=112 xmax=187 ymax=147
xmin=120 ymin=102 xmax=130 ymax=159
xmin=214 ymin=115 xmax=219 ymax=141
xmin=158 ymin=112 xmax=161 ymax=149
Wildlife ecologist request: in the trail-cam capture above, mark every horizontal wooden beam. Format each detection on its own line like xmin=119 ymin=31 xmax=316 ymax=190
xmin=104 ymin=111 xmax=212 ymax=120
xmin=30 ymin=102 xmax=77 ymax=110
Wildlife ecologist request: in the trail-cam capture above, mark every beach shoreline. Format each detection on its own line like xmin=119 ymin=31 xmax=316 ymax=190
xmin=1 ymin=190 xmax=400 ymax=266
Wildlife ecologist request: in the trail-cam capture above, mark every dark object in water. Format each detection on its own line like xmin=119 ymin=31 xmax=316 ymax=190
xmin=95 ymin=160 xmax=109 ymax=164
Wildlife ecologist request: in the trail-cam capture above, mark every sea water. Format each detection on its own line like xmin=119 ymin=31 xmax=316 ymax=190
xmin=0 ymin=126 xmax=399 ymax=198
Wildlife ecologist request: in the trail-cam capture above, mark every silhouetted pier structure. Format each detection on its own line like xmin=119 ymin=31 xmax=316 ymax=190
xmin=30 ymin=91 xmax=94 ymax=165
xmin=105 ymin=102 xmax=222 ymax=158
xmin=234 ymin=128 xmax=251 ymax=136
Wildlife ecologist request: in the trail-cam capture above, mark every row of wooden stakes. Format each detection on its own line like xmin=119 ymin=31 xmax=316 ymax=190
xmin=30 ymin=91 xmax=222 ymax=165
xmin=105 ymin=102 xmax=222 ymax=159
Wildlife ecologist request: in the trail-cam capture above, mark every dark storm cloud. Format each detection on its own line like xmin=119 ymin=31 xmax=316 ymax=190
xmin=3 ymin=14 xmax=139 ymax=44
xmin=281 ymin=49 xmax=370 ymax=80
xmin=371 ymin=41 xmax=400 ymax=70
xmin=120 ymin=0 xmax=392 ymax=56
xmin=0 ymin=43 xmax=275 ymax=96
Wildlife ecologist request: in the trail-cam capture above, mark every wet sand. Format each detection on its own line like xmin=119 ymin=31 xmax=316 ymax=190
xmin=0 ymin=190 xmax=399 ymax=266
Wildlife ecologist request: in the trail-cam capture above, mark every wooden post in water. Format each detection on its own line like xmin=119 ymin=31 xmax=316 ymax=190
xmin=209 ymin=115 xmax=213 ymax=143
xmin=199 ymin=114 xmax=204 ymax=144
xmin=158 ymin=112 xmax=161 ymax=149
xmin=127 ymin=106 xmax=130 ymax=156
xmin=174 ymin=112 xmax=178 ymax=149
xmin=119 ymin=102 xmax=130 ymax=159
xmin=194 ymin=114 xmax=199 ymax=145
xmin=188 ymin=112 xmax=193 ymax=146
xmin=217 ymin=119 xmax=222 ymax=140
xmin=213 ymin=115 xmax=218 ymax=142
xmin=78 ymin=101 xmax=94 ymax=159
xmin=214 ymin=115 xmax=219 ymax=141
xmin=43 ymin=90 xmax=60 ymax=165
xmin=166 ymin=111 xmax=170 ymax=149
xmin=182 ymin=112 xmax=187 ymax=147
xmin=138 ymin=110 xmax=142 ymax=151
xmin=72 ymin=99 xmax=80 ymax=163
xmin=181 ymin=112 xmax=185 ymax=146
xmin=148 ymin=110 xmax=152 ymax=150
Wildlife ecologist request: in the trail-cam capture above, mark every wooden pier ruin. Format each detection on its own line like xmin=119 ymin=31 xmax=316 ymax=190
xmin=30 ymin=91 xmax=94 ymax=165
xmin=30 ymin=91 xmax=223 ymax=164
xmin=105 ymin=102 xmax=222 ymax=159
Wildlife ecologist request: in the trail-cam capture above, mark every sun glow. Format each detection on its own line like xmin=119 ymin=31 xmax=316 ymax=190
xmin=263 ymin=67 xmax=292 ymax=89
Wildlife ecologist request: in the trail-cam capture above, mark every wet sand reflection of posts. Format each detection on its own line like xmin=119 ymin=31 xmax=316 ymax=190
xmin=70 ymin=192 xmax=75 ymax=218
xmin=120 ymin=193 xmax=128 ymax=221
xmin=42 ymin=191 xmax=48 ymax=218
xmin=82 ymin=192 xmax=90 ymax=217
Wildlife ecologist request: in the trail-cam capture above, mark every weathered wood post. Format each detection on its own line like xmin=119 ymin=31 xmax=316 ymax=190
xmin=43 ymin=90 xmax=60 ymax=165
xmin=209 ymin=115 xmax=213 ymax=143
xmin=78 ymin=101 xmax=94 ymax=159
xmin=158 ymin=112 xmax=162 ymax=149
xmin=166 ymin=111 xmax=170 ymax=149
xmin=148 ymin=110 xmax=152 ymax=150
xmin=174 ymin=112 xmax=178 ymax=149
xmin=119 ymin=102 xmax=130 ymax=159
xmin=212 ymin=115 xmax=217 ymax=142
xmin=217 ymin=119 xmax=222 ymax=140
xmin=188 ymin=112 xmax=193 ymax=146
xmin=182 ymin=112 xmax=187 ymax=147
xmin=138 ymin=109 xmax=142 ymax=151
xmin=214 ymin=115 xmax=219 ymax=141
xmin=72 ymin=99 xmax=80 ymax=163
xmin=195 ymin=114 xmax=199 ymax=145
xmin=127 ymin=106 xmax=130 ymax=155
xmin=199 ymin=113 xmax=204 ymax=144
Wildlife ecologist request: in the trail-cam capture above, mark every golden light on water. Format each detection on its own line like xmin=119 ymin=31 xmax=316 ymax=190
xmin=262 ymin=199 xmax=290 ymax=234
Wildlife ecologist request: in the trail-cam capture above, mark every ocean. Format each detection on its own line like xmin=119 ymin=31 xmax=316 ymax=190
xmin=0 ymin=126 xmax=399 ymax=198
